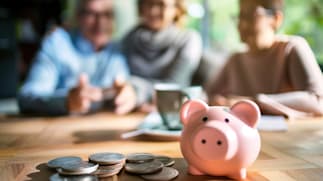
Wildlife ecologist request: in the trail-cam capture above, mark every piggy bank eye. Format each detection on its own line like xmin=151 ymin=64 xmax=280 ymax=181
xmin=202 ymin=117 xmax=208 ymax=122
xmin=217 ymin=140 xmax=222 ymax=145
xmin=225 ymin=118 xmax=230 ymax=123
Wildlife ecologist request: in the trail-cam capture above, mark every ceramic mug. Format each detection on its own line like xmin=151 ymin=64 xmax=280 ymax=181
xmin=154 ymin=83 xmax=204 ymax=130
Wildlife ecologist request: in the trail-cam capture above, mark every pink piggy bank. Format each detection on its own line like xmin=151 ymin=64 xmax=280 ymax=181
xmin=180 ymin=99 xmax=261 ymax=180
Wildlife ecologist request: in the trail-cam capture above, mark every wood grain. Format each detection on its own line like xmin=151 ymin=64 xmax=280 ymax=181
xmin=0 ymin=112 xmax=323 ymax=181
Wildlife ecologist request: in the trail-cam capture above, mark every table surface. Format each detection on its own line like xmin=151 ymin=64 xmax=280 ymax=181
xmin=1 ymin=112 xmax=323 ymax=181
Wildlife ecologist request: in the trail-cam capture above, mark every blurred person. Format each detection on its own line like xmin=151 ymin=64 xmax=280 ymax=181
xmin=122 ymin=0 xmax=202 ymax=112
xmin=18 ymin=0 xmax=137 ymax=115
xmin=207 ymin=0 xmax=323 ymax=118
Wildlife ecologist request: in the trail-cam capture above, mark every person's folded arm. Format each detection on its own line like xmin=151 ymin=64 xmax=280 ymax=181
xmin=18 ymin=52 xmax=69 ymax=116
xmin=257 ymin=37 xmax=323 ymax=116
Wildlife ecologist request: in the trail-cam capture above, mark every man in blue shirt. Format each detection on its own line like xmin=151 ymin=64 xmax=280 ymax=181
xmin=18 ymin=0 xmax=137 ymax=115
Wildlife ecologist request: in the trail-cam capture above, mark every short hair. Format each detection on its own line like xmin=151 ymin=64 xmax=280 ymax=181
xmin=76 ymin=0 xmax=92 ymax=15
xmin=137 ymin=0 xmax=187 ymax=26
xmin=75 ymin=0 xmax=114 ymax=14
xmin=240 ymin=0 xmax=284 ymax=12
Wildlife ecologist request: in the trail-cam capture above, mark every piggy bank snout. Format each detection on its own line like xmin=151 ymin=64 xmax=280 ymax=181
xmin=192 ymin=121 xmax=238 ymax=161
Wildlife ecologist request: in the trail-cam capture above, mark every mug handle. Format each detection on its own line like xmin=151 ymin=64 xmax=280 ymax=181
xmin=181 ymin=91 xmax=191 ymax=102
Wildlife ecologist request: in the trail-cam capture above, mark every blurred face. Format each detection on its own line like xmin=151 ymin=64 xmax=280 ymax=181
xmin=140 ymin=0 xmax=177 ymax=31
xmin=238 ymin=0 xmax=277 ymax=51
xmin=78 ymin=0 xmax=114 ymax=50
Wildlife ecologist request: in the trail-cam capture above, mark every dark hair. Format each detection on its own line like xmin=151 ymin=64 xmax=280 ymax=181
xmin=240 ymin=0 xmax=284 ymax=12
xmin=76 ymin=0 xmax=91 ymax=15
xmin=137 ymin=0 xmax=187 ymax=26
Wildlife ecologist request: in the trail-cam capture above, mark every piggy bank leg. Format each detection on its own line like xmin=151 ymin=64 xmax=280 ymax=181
xmin=188 ymin=165 xmax=204 ymax=175
xmin=229 ymin=168 xmax=247 ymax=181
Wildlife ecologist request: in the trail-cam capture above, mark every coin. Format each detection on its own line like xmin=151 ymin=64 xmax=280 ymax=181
xmin=47 ymin=156 xmax=82 ymax=169
xmin=140 ymin=167 xmax=179 ymax=181
xmin=125 ymin=160 xmax=163 ymax=174
xmin=93 ymin=166 xmax=122 ymax=178
xmin=50 ymin=173 xmax=98 ymax=181
xmin=57 ymin=167 xmax=98 ymax=176
xmin=126 ymin=153 xmax=155 ymax=163
xmin=98 ymin=161 xmax=124 ymax=170
xmin=154 ymin=156 xmax=175 ymax=167
xmin=61 ymin=161 xmax=98 ymax=173
xmin=89 ymin=152 xmax=125 ymax=165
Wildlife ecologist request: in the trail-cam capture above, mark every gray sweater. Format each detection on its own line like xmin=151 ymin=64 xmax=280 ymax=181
xmin=122 ymin=25 xmax=202 ymax=105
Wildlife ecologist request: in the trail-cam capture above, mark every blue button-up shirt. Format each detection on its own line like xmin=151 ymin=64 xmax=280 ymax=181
xmin=18 ymin=28 xmax=129 ymax=115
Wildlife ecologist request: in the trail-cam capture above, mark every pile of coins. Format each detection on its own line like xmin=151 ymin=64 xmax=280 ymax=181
xmin=125 ymin=153 xmax=178 ymax=181
xmin=47 ymin=152 xmax=178 ymax=181
xmin=90 ymin=152 xmax=125 ymax=178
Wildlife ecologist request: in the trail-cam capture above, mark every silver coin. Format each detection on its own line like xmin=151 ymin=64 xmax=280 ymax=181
xmin=57 ymin=167 xmax=97 ymax=176
xmin=61 ymin=161 xmax=98 ymax=173
xmin=93 ymin=166 xmax=122 ymax=178
xmin=47 ymin=156 xmax=82 ymax=169
xmin=154 ymin=156 xmax=175 ymax=167
xmin=98 ymin=161 xmax=124 ymax=170
xmin=126 ymin=153 xmax=155 ymax=163
xmin=50 ymin=173 xmax=98 ymax=181
xmin=89 ymin=152 xmax=125 ymax=165
xmin=125 ymin=160 xmax=163 ymax=174
xmin=140 ymin=167 xmax=179 ymax=181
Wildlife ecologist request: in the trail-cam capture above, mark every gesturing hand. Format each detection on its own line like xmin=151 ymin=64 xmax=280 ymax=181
xmin=67 ymin=74 xmax=103 ymax=114
xmin=113 ymin=77 xmax=137 ymax=115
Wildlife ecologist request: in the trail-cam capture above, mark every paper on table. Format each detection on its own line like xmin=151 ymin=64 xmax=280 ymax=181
xmin=257 ymin=115 xmax=288 ymax=131
xmin=121 ymin=113 xmax=288 ymax=139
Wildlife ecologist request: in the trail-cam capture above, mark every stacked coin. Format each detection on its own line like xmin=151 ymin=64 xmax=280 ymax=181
xmin=47 ymin=153 xmax=178 ymax=181
xmin=57 ymin=161 xmax=98 ymax=175
xmin=47 ymin=156 xmax=99 ymax=181
xmin=125 ymin=153 xmax=178 ymax=181
xmin=47 ymin=156 xmax=99 ymax=175
xmin=89 ymin=152 xmax=125 ymax=178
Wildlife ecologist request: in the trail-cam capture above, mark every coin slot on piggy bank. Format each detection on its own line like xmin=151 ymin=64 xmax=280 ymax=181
xmin=180 ymin=99 xmax=261 ymax=180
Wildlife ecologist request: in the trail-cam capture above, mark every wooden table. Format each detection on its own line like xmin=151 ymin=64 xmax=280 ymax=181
xmin=1 ymin=112 xmax=323 ymax=181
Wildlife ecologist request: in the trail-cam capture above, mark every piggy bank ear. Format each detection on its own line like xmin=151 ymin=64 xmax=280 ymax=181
xmin=180 ymin=99 xmax=208 ymax=125
xmin=231 ymin=100 xmax=260 ymax=128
